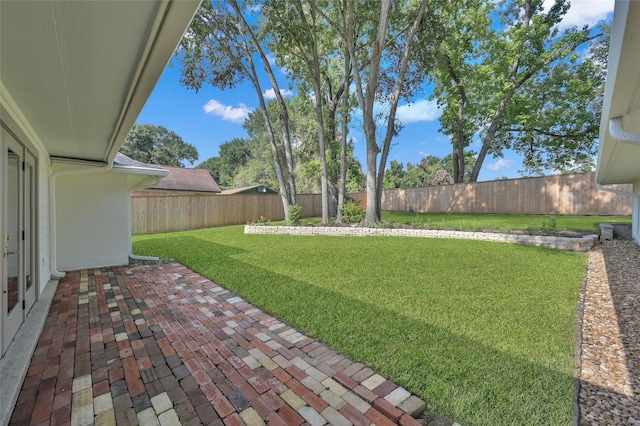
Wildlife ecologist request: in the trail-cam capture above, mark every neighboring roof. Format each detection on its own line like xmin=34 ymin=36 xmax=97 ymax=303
xmin=221 ymin=185 xmax=278 ymax=195
xmin=596 ymin=0 xmax=640 ymax=185
xmin=109 ymin=153 xmax=168 ymax=192
xmin=113 ymin=152 xmax=168 ymax=176
xmin=152 ymin=166 xmax=221 ymax=193
xmin=0 ymin=0 xmax=201 ymax=164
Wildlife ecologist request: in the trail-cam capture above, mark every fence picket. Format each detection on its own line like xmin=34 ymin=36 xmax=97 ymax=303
xmin=131 ymin=173 xmax=632 ymax=234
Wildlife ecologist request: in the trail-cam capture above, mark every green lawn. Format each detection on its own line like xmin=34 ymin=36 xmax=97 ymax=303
xmin=133 ymin=224 xmax=587 ymax=425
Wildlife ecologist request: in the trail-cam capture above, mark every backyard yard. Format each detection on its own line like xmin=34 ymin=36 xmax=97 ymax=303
xmin=131 ymin=215 xmax=630 ymax=425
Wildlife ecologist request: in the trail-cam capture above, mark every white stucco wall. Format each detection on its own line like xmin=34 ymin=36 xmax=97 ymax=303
xmin=55 ymin=172 xmax=131 ymax=271
xmin=38 ymin=157 xmax=51 ymax=288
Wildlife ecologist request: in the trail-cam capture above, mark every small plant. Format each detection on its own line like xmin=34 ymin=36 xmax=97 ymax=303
xmin=525 ymin=217 xmax=558 ymax=234
xmin=249 ymin=216 xmax=271 ymax=226
xmin=410 ymin=214 xmax=423 ymax=229
xmin=453 ymin=220 xmax=467 ymax=231
xmin=341 ymin=199 xmax=365 ymax=223
xmin=286 ymin=204 xmax=303 ymax=226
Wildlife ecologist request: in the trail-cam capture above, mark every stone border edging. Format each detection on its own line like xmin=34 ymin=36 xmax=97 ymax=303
xmin=245 ymin=225 xmax=599 ymax=251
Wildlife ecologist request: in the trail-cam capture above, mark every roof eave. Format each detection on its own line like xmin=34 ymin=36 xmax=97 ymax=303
xmin=596 ymin=0 xmax=640 ymax=186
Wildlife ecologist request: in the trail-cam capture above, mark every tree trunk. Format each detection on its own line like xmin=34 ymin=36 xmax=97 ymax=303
xmin=375 ymin=0 xmax=429 ymax=214
xmin=230 ymin=0 xmax=297 ymax=206
xmin=336 ymin=49 xmax=351 ymax=224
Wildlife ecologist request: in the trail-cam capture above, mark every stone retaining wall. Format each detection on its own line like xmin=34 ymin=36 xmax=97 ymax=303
xmin=245 ymin=225 xmax=599 ymax=252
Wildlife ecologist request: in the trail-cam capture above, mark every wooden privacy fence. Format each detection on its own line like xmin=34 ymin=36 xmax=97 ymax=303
xmin=132 ymin=193 xmax=322 ymax=234
xmin=350 ymin=172 xmax=632 ymax=216
xmin=132 ymin=173 xmax=632 ymax=234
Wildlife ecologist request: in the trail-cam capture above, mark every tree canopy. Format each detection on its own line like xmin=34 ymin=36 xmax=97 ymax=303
xmin=197 ymin=96 xmax=365 ymax=194
xmin=179 ymin=0 xmax=608 ymax=223
xmin=121 ymin=124 xmax=198 ymax=167
xmin=428 ymin=0 xmax=604 ymax=182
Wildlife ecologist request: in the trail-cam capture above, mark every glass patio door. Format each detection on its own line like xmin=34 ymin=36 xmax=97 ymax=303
xmin=2 ymin=127 xmax=35 ymax=354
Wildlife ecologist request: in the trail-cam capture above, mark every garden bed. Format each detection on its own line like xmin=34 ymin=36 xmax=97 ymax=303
xmin=245 ymin=224 xmax=600 ymax=251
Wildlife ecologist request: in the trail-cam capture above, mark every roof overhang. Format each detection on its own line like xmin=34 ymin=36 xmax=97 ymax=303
xmin=596 ymin=0 xmax=640 ymax=185
xmin=0 ymin=0 xmax=201 ymax=164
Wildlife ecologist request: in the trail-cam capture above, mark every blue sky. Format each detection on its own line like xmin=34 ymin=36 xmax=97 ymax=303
xmin=136 ymin=0 xmax=613 ymax=182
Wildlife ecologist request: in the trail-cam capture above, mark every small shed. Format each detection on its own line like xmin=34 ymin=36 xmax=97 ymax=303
xmin=221 ymin=185 xmax=278 ymax=195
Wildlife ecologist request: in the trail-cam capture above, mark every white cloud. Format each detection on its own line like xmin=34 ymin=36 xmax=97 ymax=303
xmin=263 ymin=88 xmax=293 ymax=100
xmin=266 ymin=53 xmax=277 ymax=66
xmin=544 ymin=0 xmax=614 ymax=30
xmin=487 ymin=158 xmax=513 ymax=171
xmin=419 ymin=151 xmax=431 ymax=157
xmin=396 ymin=100 xmax=441 ymax=124
xmin=203 ymin=99 xmax=253 ymax=123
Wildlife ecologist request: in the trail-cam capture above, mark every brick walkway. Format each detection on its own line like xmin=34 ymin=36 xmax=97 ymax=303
xmin=9 ymin=262 xmax=426 ymax=425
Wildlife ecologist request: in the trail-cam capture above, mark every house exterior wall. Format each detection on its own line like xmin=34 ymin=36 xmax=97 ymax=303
xmin=38 ymin=156 xmax=52 ymax=286
xmin=55 ymin=172 xmax=131 ymax=270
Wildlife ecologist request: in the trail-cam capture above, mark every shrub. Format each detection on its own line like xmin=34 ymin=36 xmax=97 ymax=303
xmin=287 ymin=204 xmax=303 ymax=226
xmin=341 ymin=199 xmax=365 ymax=223
xmin=249 ymin=216 xmax=271 ymax=226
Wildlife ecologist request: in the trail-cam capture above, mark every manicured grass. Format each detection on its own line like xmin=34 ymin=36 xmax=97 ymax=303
xmin=133 ymin=225 xmax=587 ymax=425
xmin=380 ymin=211 xmax=631 ymax=232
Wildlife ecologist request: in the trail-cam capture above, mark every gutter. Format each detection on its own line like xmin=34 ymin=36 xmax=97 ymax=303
xmin=596 ymin=182 xmax=635 ymax=197
xmin=596 ymin=117 xmax=640 ymax=197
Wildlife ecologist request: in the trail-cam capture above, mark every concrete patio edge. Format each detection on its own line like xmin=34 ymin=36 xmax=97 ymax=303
xmin=0 ymin=279 xmax=59 ymax=426
xmin=245 ymin=225 xmax=599 ymax=251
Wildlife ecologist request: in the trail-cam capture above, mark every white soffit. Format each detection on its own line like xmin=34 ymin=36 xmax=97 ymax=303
xmin=597 ymin=0 xmax=640 ymax=185
xmin=0 ymin=0 xmax=201 ymax=163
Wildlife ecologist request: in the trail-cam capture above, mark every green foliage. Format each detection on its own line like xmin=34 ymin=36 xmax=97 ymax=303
xmin=428 ymin=0 xmax=603 ymax=181
xmin=133 ymin=225 xmax=587 ymax=425
xmin=243 ymin=96 xmax=366 ymax=195
xmin=341 ymin=199 xmax=365 ymax=223
xmin=248 ymin=216 xmax=271 ymax=226
xmin=525 ymin=217 xmax=559 ymax=234
xmin=286 ymin=204 xmax=303 ymax=226
xmin=197 ymin=138 xmax=253 ymax=188
xmin=384 ymin=155 xmax=458 ymax=189
xmin=383 ymin=160 xmax=406 ymax=189
xmin=381 ymin=212 xmax=630 ymax=232
xmin=121 ymin=124 xmax=198 ymax=167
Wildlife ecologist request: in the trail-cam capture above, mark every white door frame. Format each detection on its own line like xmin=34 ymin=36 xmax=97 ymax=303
xmin=1 ymin=126 xmax=38 ymax=356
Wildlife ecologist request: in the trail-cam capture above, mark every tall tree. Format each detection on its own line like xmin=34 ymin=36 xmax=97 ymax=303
xmin=121 ymin=124 xmax=198 ymax=167
xmin=319 ymin=0 xmax=430 ymax=224
xmin=264 ymin=0 xmax=357 ymax=222
xmin=263 ymin=0 xmax=330 ymax=222
xmin=241 ymin=97 xmax=365 ymax=195
xmin=196 ymin=138 xmax=252 ymax=188
xmin=180 ymin=0 xmax=298 ymax=220
xmin=504 ymin=21 xmax=609 ymax=175
xmin=429 ymin=0 xmax=601 ymax=182
xmin=442 ymin=150 xmax=477 ymax=182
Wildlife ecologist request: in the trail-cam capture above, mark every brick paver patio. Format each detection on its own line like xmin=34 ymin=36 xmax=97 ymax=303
xmin=9 ymin=262 xmax=426 ymax=425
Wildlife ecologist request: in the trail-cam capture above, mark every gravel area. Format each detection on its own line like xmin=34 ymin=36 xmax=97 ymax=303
xmin=579 ymin=238 xmax=640 ymax=425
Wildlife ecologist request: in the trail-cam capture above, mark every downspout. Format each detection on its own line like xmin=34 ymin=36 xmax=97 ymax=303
xmin=48 ymin=158 xmax=114 ymax=279
xmin=609 ymin=116 xmax=640 ymax=145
